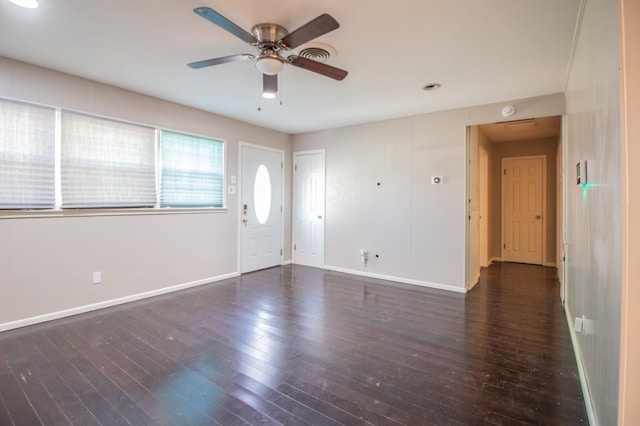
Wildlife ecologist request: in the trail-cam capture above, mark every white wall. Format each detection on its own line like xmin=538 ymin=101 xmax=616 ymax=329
xmin=564 ymin=0 xmax=621 ymax=423
xmin=0 ymin=57 xmax=292 ymax=330
xmin=293 ymin=94 xmax=565 ymax=291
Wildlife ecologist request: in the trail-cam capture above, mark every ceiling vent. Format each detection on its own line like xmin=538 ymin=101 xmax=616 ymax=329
xmin=298 ymin=43 xmax=336 ymax=63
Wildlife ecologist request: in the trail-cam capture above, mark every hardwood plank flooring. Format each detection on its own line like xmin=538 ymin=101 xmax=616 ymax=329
xmin=0 ymin=262 xmax=587 ymax=425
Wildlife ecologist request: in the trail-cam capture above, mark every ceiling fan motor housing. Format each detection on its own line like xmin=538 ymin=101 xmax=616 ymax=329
xmin=252 ymin=23 xmax=288 ymax=47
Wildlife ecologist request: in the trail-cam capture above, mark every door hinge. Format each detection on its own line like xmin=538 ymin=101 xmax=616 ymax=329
xmin=503 ymin=243 xmax=506 ymax=249
xmin=294 ymin=164 xmax=297 ymax=171
xmin=294 ymin=244 xmax=297 ymax=251
xmin=280 ymin=249 xmax=283 ymax=256
xmin=503 ymin=169 xmax=507 ymax=175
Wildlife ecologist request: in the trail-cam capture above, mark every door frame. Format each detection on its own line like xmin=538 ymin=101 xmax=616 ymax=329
xmin=501 ymin=154 xmax=547 ymax=265
xmin=465 ymin=126 xmax=483 ymax=291
xmin=292 ymin=149 xmax=326 ymax=267
xmin=479 ymin=145 xmax=489 ymax=267
xmin=237 ymin=142 xmax=285 ymax=273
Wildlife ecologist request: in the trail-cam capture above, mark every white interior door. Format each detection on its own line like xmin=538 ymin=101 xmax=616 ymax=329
xmin=502 ymin=156 xmax=544 ymax=265
xmin=293 ymin=150 xmax=325 ymax=268
xmin=241 ymin=145 xmax=283 ymax=273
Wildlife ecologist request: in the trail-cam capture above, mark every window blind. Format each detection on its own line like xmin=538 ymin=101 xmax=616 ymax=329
xmin=160 ymin=131 xmax=224 ymax=207
xmin=0 ymin=99 xmax=56 ymax=209
xmin=61 ymin=112 xmax=156 ymax=208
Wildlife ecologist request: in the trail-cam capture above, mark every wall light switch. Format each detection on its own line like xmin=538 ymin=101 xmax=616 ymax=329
xmin=92 ymin=271 xmax=102 ymax=284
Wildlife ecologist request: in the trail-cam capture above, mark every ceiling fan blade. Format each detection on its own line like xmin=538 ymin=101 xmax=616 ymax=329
xmin=194 ymin=7 xmax=258 ymax=44
xmin=280 ymin=14 xmax=339 ymax=49
xmin=289 ymin=56 xmax=348 ymax=81
xmin=188 ymin=54 xmax=254 ymax=69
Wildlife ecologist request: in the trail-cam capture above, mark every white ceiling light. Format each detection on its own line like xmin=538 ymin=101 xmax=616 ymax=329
xmin=9 ymin=0 xmax=38 ymax=8
xmin=262 ymin=74 xmax=278 ymax=99
xmin=504 ymin=119 xmax=537 ymax=130
xmin=255 ymin=55 xmax=285 ymax=75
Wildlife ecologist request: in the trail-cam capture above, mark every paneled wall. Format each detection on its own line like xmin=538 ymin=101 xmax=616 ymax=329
xmin=0 ymin=57 xmax=292 ymax=330
xmin=564 ymin=0 xmax=622 ymax=423
xmin=293 ymin=95 xmax=565 ymax=291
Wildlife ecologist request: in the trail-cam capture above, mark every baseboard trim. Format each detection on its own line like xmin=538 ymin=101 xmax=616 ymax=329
xmin=544 ymin=261 xmax=557 ymax=267
xmin=490 ymin=257 xmax=502 ymax=264
xmin=564 ymin=305 xmax=598 ymax=426
xmin=324 ymin=266 xmax=466 ymax=294
xmin=0 ymin=272 xmax=240 ymax=333
xmin=282 ymin=259 xmax=293 ymax=266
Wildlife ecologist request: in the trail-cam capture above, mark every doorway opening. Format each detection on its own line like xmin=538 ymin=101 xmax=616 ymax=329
xmin=466 ymin=115 xmax=563 ymax=291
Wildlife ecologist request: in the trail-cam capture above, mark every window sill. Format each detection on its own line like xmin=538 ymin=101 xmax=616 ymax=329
xmin=0 ymin=207 xmax=228 ymax=220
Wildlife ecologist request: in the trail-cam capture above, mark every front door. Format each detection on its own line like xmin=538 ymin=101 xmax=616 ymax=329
xmin=293 ymin=150 xmax=325 ymax=268
xmin=502 ymin=156 xmax=544 ymax=265
xmin=241 ymin=145 xmax=283 ymax=273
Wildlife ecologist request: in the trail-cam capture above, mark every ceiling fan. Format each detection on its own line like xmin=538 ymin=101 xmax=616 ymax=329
xmin=188 ymin=7 xmax=348 ymax=97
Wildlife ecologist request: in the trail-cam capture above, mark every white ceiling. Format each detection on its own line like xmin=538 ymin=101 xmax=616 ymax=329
xmin=0 ymin=0 xmax=581 ymax=135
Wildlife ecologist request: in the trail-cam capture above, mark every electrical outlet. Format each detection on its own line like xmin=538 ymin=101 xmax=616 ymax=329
xmin=92 ymin=271 xmax=102 ymax=284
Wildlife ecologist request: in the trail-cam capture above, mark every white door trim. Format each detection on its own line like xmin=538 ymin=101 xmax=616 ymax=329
xmin=292 ymin=149 xmax=326 ymax=268
xmin=237 ymin=142 xmax=285 ymax=273
xmin=501 ymin=154 xmax=547 ymax=265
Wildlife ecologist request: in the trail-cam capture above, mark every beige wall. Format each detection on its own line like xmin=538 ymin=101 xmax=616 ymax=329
xmin=618 ymin=0 xmax=640 ymax=423
xmin=0 ymin=57 xmax=293 ymax=330
xmin=488 ymin=138 xmax=558 ymax=265
xmin=293 ymin=95 xmax=565 ymax=291
xmin=477 ymin=127 xmax=494 ymax=265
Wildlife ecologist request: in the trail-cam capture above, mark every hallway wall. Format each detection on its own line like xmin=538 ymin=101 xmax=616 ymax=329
xmin=564 ymin=0 xmax=622 ymax=423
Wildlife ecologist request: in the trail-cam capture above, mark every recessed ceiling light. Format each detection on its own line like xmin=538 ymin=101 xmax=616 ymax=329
xmin=422 ymin=83 xmax=441 ymax=91
xmin=9 ymin=0 xmax=38 ymax=8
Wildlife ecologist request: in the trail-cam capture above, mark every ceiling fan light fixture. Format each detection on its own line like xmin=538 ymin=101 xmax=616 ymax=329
xmin=255 ymin=55 xmax=285 ymax=75
xmin=262 ymin=74 xmax=278 ymax=99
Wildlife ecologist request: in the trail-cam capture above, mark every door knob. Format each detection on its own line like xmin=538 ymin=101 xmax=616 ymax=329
xmin=535 ymin=215 xmax=542 ymax=219
xmin=317 ymin=215 xmax=323 ymax=219
xmin=242 ymin=218 xmax=248 ymax=224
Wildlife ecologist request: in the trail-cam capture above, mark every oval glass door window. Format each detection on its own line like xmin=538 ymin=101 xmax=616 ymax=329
xmin=254 ymin=164 xmax=272 ymax=224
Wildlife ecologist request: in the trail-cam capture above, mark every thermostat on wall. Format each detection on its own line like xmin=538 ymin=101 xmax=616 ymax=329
xmin=576 ymin=160 xmax=587 ymax=186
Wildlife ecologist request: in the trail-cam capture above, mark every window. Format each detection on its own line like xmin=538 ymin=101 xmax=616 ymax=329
xmin=0 ymin=99 xmax=56 ymax=209
xmin=61 ymin=112 xmax=157 ymax=208
xmin=0 ymin=97 xmax=226 ymax=212
xmin=160 ymin=131 xmax=224 ymax=208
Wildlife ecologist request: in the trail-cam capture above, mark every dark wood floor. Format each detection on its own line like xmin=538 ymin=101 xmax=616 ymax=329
xmin=0 ymin=262 xmax=587 ymax=425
